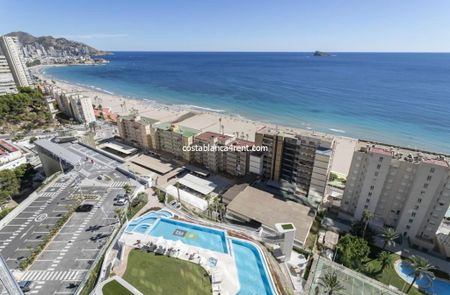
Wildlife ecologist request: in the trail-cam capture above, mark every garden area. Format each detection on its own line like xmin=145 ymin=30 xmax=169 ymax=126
xmin=121 ymin=249 xmax=211 ymax=295
xmin=102 ymin=280 xmax=133 ymax=295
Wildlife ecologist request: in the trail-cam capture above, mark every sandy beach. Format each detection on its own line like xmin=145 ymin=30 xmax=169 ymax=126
xmin=33 ymin=65 xmax=357 ymax=175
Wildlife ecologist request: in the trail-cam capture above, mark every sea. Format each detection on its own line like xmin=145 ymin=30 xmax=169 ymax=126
xmin=44 ymin=52 xmax=450 ymax=154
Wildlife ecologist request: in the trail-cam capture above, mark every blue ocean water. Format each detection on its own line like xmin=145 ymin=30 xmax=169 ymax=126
xmin=44 ymin=52 xmax=450 ymax=153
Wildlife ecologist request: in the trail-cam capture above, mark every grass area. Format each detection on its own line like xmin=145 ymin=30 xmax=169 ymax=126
xmin=362 ymin=247 xmax=422 ymax=295
xmin=102 ymin=280 xmax=133 ymax=295
xmin=127 ymin=193 xmax=148 ymax=219
xmin=123 ymin=249 xmax=211 ymax=295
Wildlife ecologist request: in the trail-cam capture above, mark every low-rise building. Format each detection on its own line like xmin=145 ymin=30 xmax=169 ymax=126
xmin=226 ymin=185 xmax=314 ymax=247
xmin=0 ymin=140 xmax=26 ymax=171
xmin=117 ymin=115 xmax=158 ymax=149
xmin=152 ymin=123 xmax=200 ymax=161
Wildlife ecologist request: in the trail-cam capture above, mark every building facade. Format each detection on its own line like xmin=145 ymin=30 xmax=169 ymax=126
xmin=0 ymin=36 xmax=31 ymax=88
xmin=117 ymin=115 xmax=157 ymax=149
xmin=0 ymin=55 xmax=17 ymax=95
xmin=253 ymin=127 xmax=334 ymax=205
xmin=152 ymin=123 xmax=199 ymax=161
xmin=193 ymin=131 xmax=254 ymax=176
xmin=340 ymin=141 xmax=450 ymax=249
xmin=69 ymin=94 xmax=96 ymax=124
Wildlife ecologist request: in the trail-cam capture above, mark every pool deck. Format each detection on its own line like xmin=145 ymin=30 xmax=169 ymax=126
xmin=119 ymin=231 xmax=240 ymax=295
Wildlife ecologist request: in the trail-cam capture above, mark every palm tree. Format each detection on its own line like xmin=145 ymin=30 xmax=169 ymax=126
xmin=378 ymin=251 xmax=393 ymax=272
xmin=361 ymin=209 xmax=374 ymax=239
xmin=406 ymin=255 xmax=435 ymax=293
xmin=318 ymin=271 xmax=344 ymax=295
xmin=380 ymin=227 xmax=399 ymax=250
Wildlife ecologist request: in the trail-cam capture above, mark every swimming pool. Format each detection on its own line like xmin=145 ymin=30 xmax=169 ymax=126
xmin=125 ymin=210 xmax=173 ymax=233
xmin=395 ymin=260 xmax=450 ymax=295
xmin=149 ymin=218 xmax=229 ymax=254
xmin=232 ymin=239 xmax=276 ymax=295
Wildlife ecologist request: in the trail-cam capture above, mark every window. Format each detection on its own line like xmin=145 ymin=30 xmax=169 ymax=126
xmin=368 ymin=192 xmax=372 ymax=196
xmin=417 ymin=198 xmax=422 ymax=203
xmin=366 ymin=199 xmax=370 ymax=203
xmin=411 ymin=212 xmax=416 ymax=217
xmin=409 ymin=219 xmax=413 ymax=223
xmin=427 ymin=175 xmax=432 ymax=181
xmin=379 ymin=157 xmax=384 ymax=162
xmin=406 ymin=225 xmax=410 ymax=230
xmin=430 ymin=168 xmax=435 ymax=173
xmin=423 ymin=183 xmax=429 ymax=189
xmin=377 ymin=164 xmax=381 ymax=169
xmin=370 ymin=185 xmax=374 ymax=190
xmin=364 ymin=205 xmax=368 ymax=209
xmin=375 ymin=172 xmax=379 ymax=177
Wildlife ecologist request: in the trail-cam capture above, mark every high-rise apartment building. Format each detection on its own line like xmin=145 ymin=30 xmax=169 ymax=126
xmin=117 ymin=115 xmax=158 ymax=149
xmin=340 ymin=141 xmax=450 ymax=249
xmin=0 ymin=55 xmax=17 ymax=95
xmin=193 ymin=131 xmax=254 ymax=176
xmin=70 ymin=94 xmax=96 ymax=124
xmin=252 ymin=127 xmax=334 ymax=205
xmin=0 ymin=36 xmax=31 ymax=88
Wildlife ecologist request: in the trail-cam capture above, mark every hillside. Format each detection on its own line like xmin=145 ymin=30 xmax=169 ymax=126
xmin=5 ymin=31 xmax=111 ymax=56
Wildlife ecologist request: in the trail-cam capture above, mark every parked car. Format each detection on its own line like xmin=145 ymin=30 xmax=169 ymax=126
xmin=169 ymin=200 xmax=181 ymax=209
xmin=75 ymin=203 xmax=94 ymax=212
xmin=114 ymin=195 xmax=128 ymax=206
xmin=19 ymin=281 xmax=32 ymax=292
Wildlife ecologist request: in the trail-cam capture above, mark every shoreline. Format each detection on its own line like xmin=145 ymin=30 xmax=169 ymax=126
xmin=32 ymin=64 xmax=360 ymax=175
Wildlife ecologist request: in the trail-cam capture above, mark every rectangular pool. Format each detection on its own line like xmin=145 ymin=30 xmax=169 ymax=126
xmin=149 ymin=218 xmax=229 ymax=254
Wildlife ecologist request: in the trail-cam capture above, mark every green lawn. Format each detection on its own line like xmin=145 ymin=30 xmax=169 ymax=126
xmin=103 ymin=280 xmax=133 ymax=295
xmin=362 ymin=249 xmax=422 ymax=295
xmin=123 ymin=249 xmax=211 ymax=295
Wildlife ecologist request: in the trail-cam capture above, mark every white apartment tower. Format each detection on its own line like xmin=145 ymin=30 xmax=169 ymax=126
xmin=340 ymin=141 xmax=450 ymax=249
xmin=70 ymin=94 xmax=96 ymax=124
xmin=0 ymin=55 xmax=17 ymax=95
xmin=0 ymin=36 xmax=31 ymax=88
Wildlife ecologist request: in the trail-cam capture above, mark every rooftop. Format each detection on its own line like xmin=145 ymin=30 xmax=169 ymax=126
xmin=119 ymin=114 xmax=158 ymax=125
xmin=34 ymin=139 xmax=82 ymax=166
xmin=227 ymin=186 xmax=314 ymax=244
xmin=0 ymin=140 xmax=18 ymax=155
xmin=155 ymin=122 xmax=200 ymax=137
xmin=357 ymin=140 xmax=450 ymax=167
xmin=177 ymin=173 xmax=217 ymax=196
xmin=195 ymin=131 xmax=232 ymax=144
xmin=131 ymin=154 xmax=174 ymax=175
xmin=257 ymin=126 xmax=334 ymax=143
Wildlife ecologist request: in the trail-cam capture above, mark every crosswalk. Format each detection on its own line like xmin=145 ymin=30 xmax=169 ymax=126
xmin=21 ymin=270 xmax=85 ymax=281
xmin=110 ymin=181 xmax=129 ymax=188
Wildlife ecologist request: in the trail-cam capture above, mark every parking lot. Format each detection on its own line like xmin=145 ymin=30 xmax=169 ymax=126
xmin=0 ymin=143 xmax=141 ymax=295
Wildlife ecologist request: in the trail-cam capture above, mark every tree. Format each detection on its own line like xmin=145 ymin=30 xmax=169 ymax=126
xmin=380 ymin=227 xmax=399 ymax=250
xmin=114 ymin=208 xmax=125 ymax=226
xmin=378 ymin=251 xmax=393 ymax=272
xmin=406 ymin=255 xmax=435 ymax=293
xmin=123 ymin=183 xmax=132 ymax=195
xmin=318 ymin=271 xmax=344 ymax=295
xmin=337 ymin=234 xmax=370 ymax=269
xmin=0 ymin=169 xmax=20 ymax=204
xmin=361 ymin=209 xmax=374 ymax=239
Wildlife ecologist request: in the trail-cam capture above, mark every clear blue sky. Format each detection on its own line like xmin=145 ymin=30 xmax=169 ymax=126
xmin=1 ymin=0 xmax=450 ymax=52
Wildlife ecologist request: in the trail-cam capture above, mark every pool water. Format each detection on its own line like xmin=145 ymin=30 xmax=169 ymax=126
xmin=126 ymin=210 xmax=172 ymax=233
xmin=395 ymin=261 xmax=450 ymax=295
xmin=232 ymin=239 xmax=275 ymax=295
xmin=149 ymin=218 xmax=229 ymax=254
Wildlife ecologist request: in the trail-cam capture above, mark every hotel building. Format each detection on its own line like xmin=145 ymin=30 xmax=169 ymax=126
xmin=117 ymin=115 xmax=158 ymax=149
xmin=0 ymin=36 xmax=31 ymax=88
xmin=151 ymin=123 xmax=200 ymax=161
xmin=70 ymin=94 xmax=96 ymax=124
xmin=251 ymin=127 xmax=334 ymax=205
xmin=193 ymin=131 xmax=254 ymax=176
xmin=340 ymin=141 xmax=450 ymax=249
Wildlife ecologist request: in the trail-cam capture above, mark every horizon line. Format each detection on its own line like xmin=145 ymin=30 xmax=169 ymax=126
xmin=99 ymin=50 xmax=450 ymax=54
